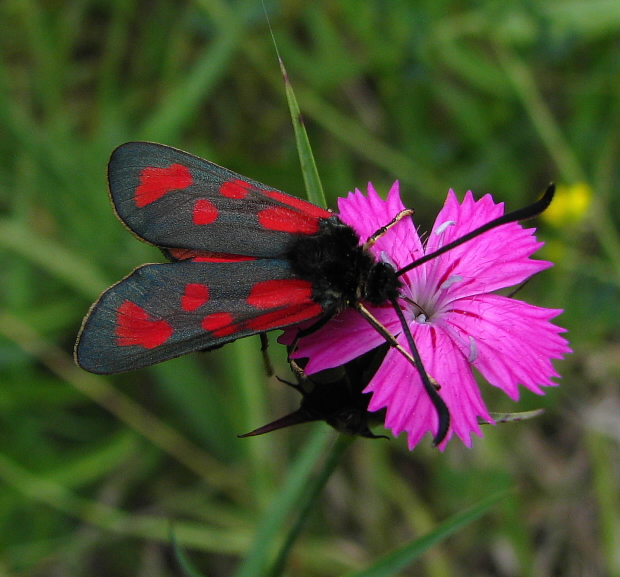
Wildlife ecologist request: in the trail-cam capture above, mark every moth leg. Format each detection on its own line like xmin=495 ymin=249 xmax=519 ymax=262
xmin=354 ymin=302 xmax=420 ymax=369
xmin=287 ymin=308 xmax=338 ymax=359
xmin=363 ymin=208 xmax=415 ymax=250
xmin=259 ymin=333 xmax=274 ymax=377
xmin=355 ymin=301 xmax=450 ymax=446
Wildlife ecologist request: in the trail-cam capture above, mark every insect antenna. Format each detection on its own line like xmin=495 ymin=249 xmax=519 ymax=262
xmin=352 ymin=301 xmax=449 ymax=445
xmin=389 ymin=296 xmax=450 ymax=445
xmin=397 ymin=183 xmax=555 ymax=277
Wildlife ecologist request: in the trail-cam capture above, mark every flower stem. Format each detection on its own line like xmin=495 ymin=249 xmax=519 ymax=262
xmin=266 ymin=434 xmax=356 ymax=577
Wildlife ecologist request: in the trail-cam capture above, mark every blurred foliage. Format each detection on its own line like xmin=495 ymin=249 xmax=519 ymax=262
xmin=0 ymin=0 xmax=619 ymax=575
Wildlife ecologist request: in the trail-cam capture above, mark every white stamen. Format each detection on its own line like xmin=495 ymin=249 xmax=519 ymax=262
xmin=467 ymin=336 xmax=478 ymax=363
xmin=440 ymin=275 xmax=462 ymax=290
xmin=416 ymin=313 xmax=427 ymax=324
xmin=435 ymin=220 xmax=456 ymax=235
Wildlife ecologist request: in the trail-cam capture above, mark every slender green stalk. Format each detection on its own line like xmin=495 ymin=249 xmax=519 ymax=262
xmin=495 ymin=45 xmax=585 ymax=184
xmin=262 ymin=3 xmax=327 ymax=208
xmin=233 ymin=427 xmax=334 ymax=577
xmin=266 ymin=435 xmax=356 ymax=577
xmin=343 ymin=489 xmax=511 ymax=577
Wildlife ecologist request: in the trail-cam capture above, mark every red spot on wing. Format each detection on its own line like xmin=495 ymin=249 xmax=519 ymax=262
xmin=166 ymin=248 xmax=204 ymax=261
xmin=221 ymin=179 xmax=251 ymax=199
xmin=193 ymin=199 xmax=218 ymax=225
xmin=202 ymin=312 xmax=236 ymax=337
xmin=192 ymin=254 xmax=256 ymax=263
xmin=245 ymin=302 xmax=323 ymax=332
xmin=181 ymin=284 xmax=209 ymax=311
xmin=135 ymin=164 xmax=192 ymax=208
xmin=247 ymin=279 xmax=314 ymax=309
xmin=258 ymin=207 xmax=321 ymax=234
xmin=115 ymin=301 xmax=173 ymax=349
xmin=263 ymin=190 xmax=330 ymax=219
xmin=166 ymin=249 xmax=256 ymax=262
xmin=257 ymin=190 xmax=329 ymax=234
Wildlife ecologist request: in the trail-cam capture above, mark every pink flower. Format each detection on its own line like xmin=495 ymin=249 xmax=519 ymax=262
xmin=283 ymin=182 xmax=571 ymax=450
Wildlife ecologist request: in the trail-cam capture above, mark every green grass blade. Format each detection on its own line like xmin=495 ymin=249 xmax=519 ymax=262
xmin=0 ymin=218 xmax=111 ymax=300
xmin=262 ymin=9 xmax=326 ymax=208
xmin=342 ymin=489 xmax=511 ymax=577
xmin=278 ymin=56 xmax=327 ymax=208
xmin=140 ymin=30 xmax=242 ymax=143
xmin=266 ymin=435 xmax=356 ymax=577
xmin=170 ymin=524 xmax=208 ymax=577
xmin=233 ymin=427 xmax=333 ymax=577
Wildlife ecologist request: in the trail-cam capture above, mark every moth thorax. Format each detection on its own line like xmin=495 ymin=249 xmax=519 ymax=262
xmin=286 ymin=217 xmax=374 ymax=310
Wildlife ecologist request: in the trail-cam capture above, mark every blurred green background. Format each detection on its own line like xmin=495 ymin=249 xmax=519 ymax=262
xmin=0 ymin=0 xmax=618 ymax=575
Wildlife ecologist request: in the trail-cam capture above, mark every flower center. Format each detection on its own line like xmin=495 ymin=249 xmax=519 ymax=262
xmin=398 ymin=219 xmax=462 ymax=325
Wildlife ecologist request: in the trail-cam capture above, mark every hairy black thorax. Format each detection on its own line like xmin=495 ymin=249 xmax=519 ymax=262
xmin=286 ymin=216 xmax=402 ymax=312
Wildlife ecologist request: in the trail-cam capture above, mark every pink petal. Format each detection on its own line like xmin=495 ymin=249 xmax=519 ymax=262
xmin=365 ymin=325 xmax=493 ymax=449
xmin=428 ymin=191 xmax=503 ymax=248
xmin=410 ymin=190 xmax=552 ymax=298
xmin=338 ymin=182 xmax=425 ymax=272
xmin=337 ymin=183 xmax=394 ymax=241
xmin=289 ymin=306 xmax=400 ymax=374
xmin=337 ymin=182 xmax=404 ymax=242
xmin=446 ymin=294 xmax=570 ymax=399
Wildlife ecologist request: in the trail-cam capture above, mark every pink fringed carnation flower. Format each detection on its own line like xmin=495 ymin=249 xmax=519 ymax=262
xmin=282 ymin=183 xmax=571 ymax=449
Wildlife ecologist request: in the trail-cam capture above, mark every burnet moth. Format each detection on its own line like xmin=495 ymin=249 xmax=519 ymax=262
xmin=240 ymin=344 xmax=390 ymax=439
xmin=75 ymin=141 xmax=555 ymax=446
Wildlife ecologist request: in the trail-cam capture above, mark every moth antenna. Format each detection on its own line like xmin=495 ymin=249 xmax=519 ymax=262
xmin=389 ymin=297 xmax=450 ymax=446
xmin=397 ymin=183 xmax=555 ymax=277
xmin=354 ymin=301 xmax=450 ymax=446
